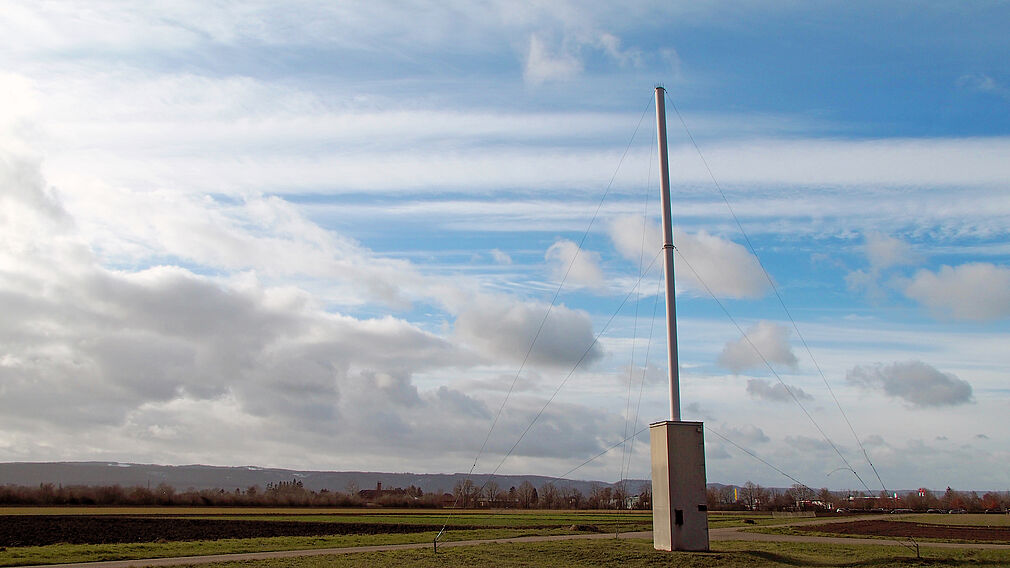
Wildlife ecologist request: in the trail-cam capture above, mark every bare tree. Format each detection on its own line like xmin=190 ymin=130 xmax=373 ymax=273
xmin=561 ymin=486 xmax=583 ymax=509
xmin=516 ymin=480 xmax=538 ymax=509
xmin=587 ymin=484 xmax=612 ymax=509
xmin=741 ymin=481 xmax=768 ymax=510
xmin=483 ymin=480 xmax=501 ymax=508
xmin=791 ymin=483 xmax=814 ymax=508
xmin=817 ymin=487 xmax=834 ymax=510
xmin=636 ymin=483 xmax=652 ymax=510
xmin=345 ymin=480 xmax=359 ymax=496
xmin=539 ymin=482 xmax=558 ymax=509
xmin=453 ymin=479 xmax=476 ymax=508
xmin=613 ymin=481 xmax=628 ymax=510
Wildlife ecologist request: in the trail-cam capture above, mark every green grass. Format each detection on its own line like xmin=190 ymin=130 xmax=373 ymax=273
xmin=0 ymin=506 xmax=650 ymax=527
xmin=0 ymin=509 xmax=649 ymax=568
xmin=157 ymin=539 xmax=1010 ymax=568
xmin=0 ymin=527 xmax=597 ymax=567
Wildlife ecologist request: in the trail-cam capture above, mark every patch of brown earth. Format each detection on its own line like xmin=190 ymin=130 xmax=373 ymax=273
xmin=795 ymin=519 xmax=1010 ymax=543
xmin=0 ymin=516 xmax=470 ymax=547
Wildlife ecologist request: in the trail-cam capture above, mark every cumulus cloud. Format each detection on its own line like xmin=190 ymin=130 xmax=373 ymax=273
xmin=608 ymin=215 xmax=768 ymax=299
xmin=675 ymin=229 xmax=769 ymax=299
xmin=864 ymin=232 xmax=918 ymax=270
xmin=0 ymin=151 xmax=628 ymax=470
xmin=902 ymin=263 xmax=1010 ymax=321
xmin=721 ymin=424 xmax=770 ymax=445
xmin=745 ymin=378 xmax=813 ymax=403
xmin=846 ymin=361 xmax=974 ymax=407
xmin=453 ymin=296 xmax=602 ymax=368
xmin=717 ymin=321 xmax=798 ymax=373
xmin=545 ymin=238 xmax=605 ymax=289
xmin=847 ymin=232 xmax=919 ymax=299
xmin=608 ymin=214 xmax=661 ymax=265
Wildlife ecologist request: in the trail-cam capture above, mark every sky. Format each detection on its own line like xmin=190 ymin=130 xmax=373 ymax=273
xmin=0 ymin=1 xmax=1008 ymax=493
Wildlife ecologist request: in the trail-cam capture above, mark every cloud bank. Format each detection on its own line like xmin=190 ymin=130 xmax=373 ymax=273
xmin=846 ymin=361 xmax=974 ymax=408
xmin=717 ymin=321 xmax=798 ymax=374
xmin=745 ymin=379 xmax=813 ymax=403
xmin=903 ymin=263 xmax=1010 ymax=321
xmin=608 ymin=215 xmax=769 ymax=299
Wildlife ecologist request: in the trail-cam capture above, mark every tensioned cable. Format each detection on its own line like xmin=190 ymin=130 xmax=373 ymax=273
xmin=623 ymin=276 xmax=663 ymax=480
xmin=470 ymin=249 xmax=664 ymax=501
xmin=675 ymin=248 xmax=873 ymax=494
xmin=619 ymin=140 xmax=656 ymax=495
xmin=435 ymin=96 xmax=655 ymax=541
xmin=706 ymin=427 xmax=813 ymax=493
xmin=550 ymin=423 xmax=816 ymax=498
xmin=555 ymin=425 xmax=649 ymax=484
xmin=663 ymin=90 xmax=886 ymax=494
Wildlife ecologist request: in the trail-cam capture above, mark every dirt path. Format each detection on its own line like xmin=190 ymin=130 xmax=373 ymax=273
xmin=22 ymin=519 xmax=1010 ymax=567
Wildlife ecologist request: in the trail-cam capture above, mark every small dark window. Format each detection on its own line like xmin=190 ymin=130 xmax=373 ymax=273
xmin=675 ymin=509 xmax=684 ymax=525
xmin=698 ymin=504 xmax=708 ymax=512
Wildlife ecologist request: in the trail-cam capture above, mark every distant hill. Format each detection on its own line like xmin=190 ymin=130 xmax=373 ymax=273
xmin=0 ymin=462 xmax=651 ymax=496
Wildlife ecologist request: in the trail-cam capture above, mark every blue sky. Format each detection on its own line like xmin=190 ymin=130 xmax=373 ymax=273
xmin=0 ymin=1 xmax=1008 ymax=492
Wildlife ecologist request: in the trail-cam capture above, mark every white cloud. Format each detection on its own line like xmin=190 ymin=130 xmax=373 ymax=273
xmin=903 ymin=263 xmax=1010 ymax=321
xmin=524 ymin=34 xmax=582 ymax=85
xmin=957 ymin=73 xmax=1010 ymax=100
xmin=0 ymin=150 xmax=627 ymax=470
xmin=596 ymin=33 xmax=641 ymax=67
xmin=846 ymin=361 xmax=974 ymax=408
xmin=720 ymin=424 xmax=770 ymax=445
xmin=608 ymin=215 xmax=768 ymax=299
xmin=609 ymin=214 xmax=661 ymax=265
xmin=674 ymin=229 xmax=769 ymax=299
xmin=864 ymin=232 xmax=918 ymax=270
xmin=490 ymin=249 xmax=512 ymax=265
xmin=675 ymin=137 xmax=1010 ymax=188
xmin=745 ymin=378 xmax=812 ymax=403
xmin=545 ymin=239 xmax=605 ymax=289
xmin=847 ymin=232 xmax=920 ymax=299
xmin=717 ymin=321 xmax=798 ymax=373
xmin=453 ymin=295 xmax=603 ymax=369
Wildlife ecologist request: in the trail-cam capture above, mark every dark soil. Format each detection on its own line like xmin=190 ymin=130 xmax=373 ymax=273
xmin=795 ymin=520 xmax=1010 ymax=543
xmin=0 ymin=516 xmax=467 ymax=547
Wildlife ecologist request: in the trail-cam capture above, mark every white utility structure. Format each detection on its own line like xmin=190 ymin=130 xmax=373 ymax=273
xmin=649 ymin=86 xmax=710 ymax=552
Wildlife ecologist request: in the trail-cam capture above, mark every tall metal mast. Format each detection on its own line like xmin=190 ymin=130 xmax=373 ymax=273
xmin=655 ymin=86 xmax=680 ymax=422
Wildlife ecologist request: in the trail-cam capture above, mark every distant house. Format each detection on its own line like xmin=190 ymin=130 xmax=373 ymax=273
xmin=357 ymin=482 xmax=411 ymax=503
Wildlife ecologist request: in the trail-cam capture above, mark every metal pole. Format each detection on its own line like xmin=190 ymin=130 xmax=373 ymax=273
xmin=655 ymin=86 xmax=680 ymax=422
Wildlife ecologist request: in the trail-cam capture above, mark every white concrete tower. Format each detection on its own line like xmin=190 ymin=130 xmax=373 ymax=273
xmin=649 ymin=86 xmax=710 ymax=552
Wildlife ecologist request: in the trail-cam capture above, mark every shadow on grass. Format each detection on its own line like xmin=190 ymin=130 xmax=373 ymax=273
xmin=737 ymin=549 xmax=1005 ymax=567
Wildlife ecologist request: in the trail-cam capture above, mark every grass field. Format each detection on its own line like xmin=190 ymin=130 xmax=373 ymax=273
xmin=2 ymin=507 xmax=1009 ymax=567
xmin=0 ymin=508 xmax=650 ymax=566
xmin=177 ymin=540 xmax=1010 ymax=568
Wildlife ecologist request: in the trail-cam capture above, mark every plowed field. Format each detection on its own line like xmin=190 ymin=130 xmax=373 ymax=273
xmin=0 ymin=516 xmax=461 ymax=547
xmin=795 ymin=519 xmax=1010 ymax=543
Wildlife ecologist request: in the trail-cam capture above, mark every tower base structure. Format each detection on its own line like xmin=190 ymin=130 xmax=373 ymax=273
xmin=650 ymin=420 xmax=709 ymax=551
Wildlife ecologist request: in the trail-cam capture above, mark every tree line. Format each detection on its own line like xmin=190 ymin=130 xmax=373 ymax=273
xmin=0 ymin=479 xmax=653 ymax=509
xmin=706 ymin=481 xmax=1010 ymax=513
xmin=450 ymin=479 xmax=652 ymax=510
xmin=1 ymin=481 xmax=370 ymax=507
